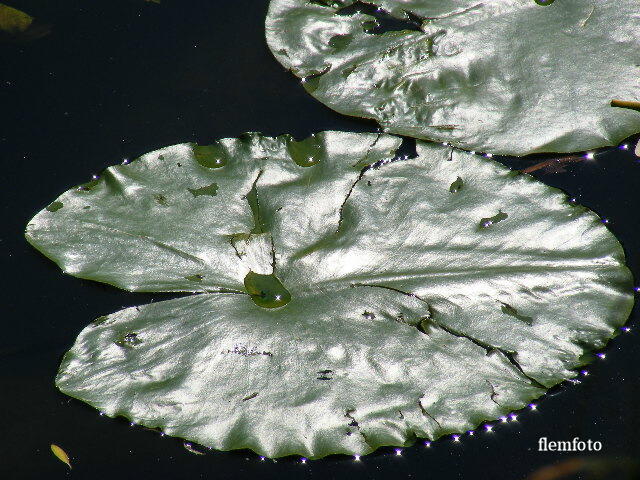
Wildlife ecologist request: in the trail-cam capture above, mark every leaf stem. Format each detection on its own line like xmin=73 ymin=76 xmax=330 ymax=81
xmin=610 ymin=99 xmax=640 ymax=112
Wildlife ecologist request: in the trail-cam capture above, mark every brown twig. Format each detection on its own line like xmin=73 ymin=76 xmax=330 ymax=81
xmin=611 ymin=99 xmax=640 ymax=112
xmin=521 ymin=155 xmax=583 ymax=174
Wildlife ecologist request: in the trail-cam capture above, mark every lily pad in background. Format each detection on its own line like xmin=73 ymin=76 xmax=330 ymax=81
xmin=26 ymin=132 xmax=633 ymax=458
xmin=266 ymin=0 xmax=640 ymax=156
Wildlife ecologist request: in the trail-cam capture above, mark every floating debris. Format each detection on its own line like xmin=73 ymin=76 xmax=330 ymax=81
xmin=50 ymin=444 xmax=72 ymax=469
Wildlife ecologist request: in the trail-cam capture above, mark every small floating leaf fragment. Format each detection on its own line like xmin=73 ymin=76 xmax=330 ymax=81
xmin=0 ymin=3 xmax=33 ymax=34
xmin=50 ymin=444 xmax=72 ymax=469
xmin=0 ymin=3 xmax=50 ymax=42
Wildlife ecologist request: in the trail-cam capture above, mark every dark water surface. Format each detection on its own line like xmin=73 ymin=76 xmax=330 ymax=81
xmin=1 ymin=1 xmax=639 ymax=479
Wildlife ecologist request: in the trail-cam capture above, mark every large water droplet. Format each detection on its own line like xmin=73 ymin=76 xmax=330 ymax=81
xmin=479 ymin=211 xmax=508 ymax=228
xmin=184 ymin=274 xmax=204 ymax=282
xmin=244 ymin=271 xmax=291 ymax=308
xmin=46 ymin=201 xmax=63 ymax=212
xmin=192 ymin=143 xmax=228 ymax=169
xmin=188 ymin=183 xmax=219 ymax=197
xmin=77 ymin=177 xmax=100 ymax=192
xmin=328 ymin=33 xmax=353 ymax=50
xmin=286 ymin=135 xmax=322 ymax=167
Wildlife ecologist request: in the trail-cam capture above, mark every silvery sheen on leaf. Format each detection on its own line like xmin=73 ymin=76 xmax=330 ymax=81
xmin=26 ymin=131 xmax=633 ymax=458
xmin=266 ymin=0 xmax=640 ymax=156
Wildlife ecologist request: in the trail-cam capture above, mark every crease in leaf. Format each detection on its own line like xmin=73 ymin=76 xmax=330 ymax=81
xmin=500 ymin=303 xmax=534 ymax=326
xmin=26 ymin=132 xmax=633 ymax=459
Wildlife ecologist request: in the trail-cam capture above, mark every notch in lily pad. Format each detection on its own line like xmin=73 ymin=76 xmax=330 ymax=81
xmin=244 ymin=271 xmax=291 ymax=308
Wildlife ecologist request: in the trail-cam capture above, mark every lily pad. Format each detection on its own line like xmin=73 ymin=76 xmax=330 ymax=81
xmin=266 ymin=0 xmax=640 ymax=156
xmin=26 ymin=132 xmax=633 ymax=458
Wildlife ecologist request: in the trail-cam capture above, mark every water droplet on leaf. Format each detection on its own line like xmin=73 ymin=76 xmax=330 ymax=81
xmin=244 ymin=271 xmax=291 ymax=308
xmin=479 ymin=211 xmax=508 ymax=229
xmin=46 ymin=201 xmax=63 ymax=212
xmin=188 ymin=183 xmax=219 ymax=197
xmin=286 ymin=135 xmax=322 ymax=167
xmin=192 ymin=143 xmax=228 ymax=169
xmin=185 ymin=274 xmax=204 ymax=282
xmin=449 ymin=177 xmax=463 ymax=193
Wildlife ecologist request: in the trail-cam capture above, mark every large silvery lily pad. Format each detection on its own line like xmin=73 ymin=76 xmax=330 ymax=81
xmin=26 ymin=131 xmax=633 ymax=458
xmin=266 ymin=0 xmax=640 ymax=156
